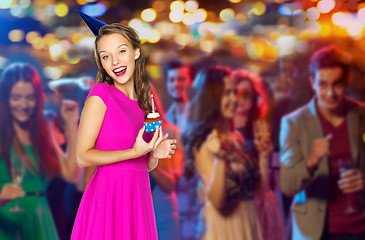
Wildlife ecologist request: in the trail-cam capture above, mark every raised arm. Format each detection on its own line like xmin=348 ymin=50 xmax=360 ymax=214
xmin=52 ymin=100 xmax=80 ymax=183
xmin=195 ymin=130 xmax=226 ymax=209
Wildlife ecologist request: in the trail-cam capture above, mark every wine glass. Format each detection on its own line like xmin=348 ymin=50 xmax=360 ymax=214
xmin=338 ymin=158 xmax=357 ymax=214
xmin=9 ymin=154 xmax=25 ymax=212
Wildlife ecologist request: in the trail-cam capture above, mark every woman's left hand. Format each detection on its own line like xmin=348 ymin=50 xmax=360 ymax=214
xmin=60 ymin=99 xmax=79 ymax=125
xmin=152 ymin=134 xmax=177 ymax=159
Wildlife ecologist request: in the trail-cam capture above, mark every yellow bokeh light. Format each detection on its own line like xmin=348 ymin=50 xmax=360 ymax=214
xmin=76 ymin=0 xmax=88 ymax=5
xmin=306 ymin=7 xmax=320 ymax=21
xmin=8 ymin=29 xmax=24 ymax=42
xmin=152 ymin=0 xmax=166 ymax=12
xmin=71 ymin=33 xmax=84 ymax=44
xmin=26 ymin=31 xmax=40 ymax=44
xmin=55 ymin=3 xmax=69 ymax=17
xmin=220 ymin=8 xmax=235 ymax=22
xmin=252 ymin=2 xmax=266 ymax=16
xmin=268 ymin=31 xmax=281 ymax=43
xmin=68 ymin=57 xmax=81 ymax=64
xmin=185 ymin=0 xmax=198 ymax=13
xmin=193 ymin=8 xmax=207 ymax=23
xmin=170 ymin=1 xmax=184 ymax=11
xmin=169 ymin=10 xmax=184 ymax=23
xmin=319 ymin=23 xmax=331 ymax=37
xmin=141 ymin=8 xmax=157 ymax=22
xmin=229 ymin=0 xmax=241 ymax=3
xmin=174 ymin=33 xmax=189 ymax=46
xmin=182 ymin=12 xmax=195 ymax=25
xmin=32 ymin=38 xmax=45 ymax=50
xmin=200 ymin=40 xmax=214 ymax=53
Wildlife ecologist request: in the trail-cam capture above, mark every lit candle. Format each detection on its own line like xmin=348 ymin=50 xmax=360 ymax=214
xmin=151 ymin=94 xmax=155 ymax=113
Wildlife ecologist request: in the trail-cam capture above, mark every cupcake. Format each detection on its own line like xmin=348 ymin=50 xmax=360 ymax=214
xmin=144 ymin=94 xmax=163 ymax=132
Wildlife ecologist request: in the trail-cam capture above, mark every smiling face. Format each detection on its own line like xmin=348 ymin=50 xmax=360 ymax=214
xmin=235 ymin=80 xmax=253 ymax=117
xmin=166 ymin=67 xmax=191 ymax=101
xmin=97 ymin=33 xmax=140 ymax=87
xmin=9 ymin=80 xmax=37 ymax=124
xmin=312 ymin=66 xmax=347 ymax=112
xmin=221 ymin=76 xmax=237 ymax=119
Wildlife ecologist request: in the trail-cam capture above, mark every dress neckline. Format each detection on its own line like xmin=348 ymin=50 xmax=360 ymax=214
xmin=110 ymin=84 xmax=138 ymax=103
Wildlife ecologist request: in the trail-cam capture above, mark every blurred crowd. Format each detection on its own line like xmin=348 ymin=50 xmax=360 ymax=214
xmin=0 ymin=42 xmax=365 ymax=240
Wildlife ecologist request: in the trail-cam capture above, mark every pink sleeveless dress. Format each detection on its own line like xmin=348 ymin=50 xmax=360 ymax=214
xmin=71 ymin=83 xmax=158 ymax=240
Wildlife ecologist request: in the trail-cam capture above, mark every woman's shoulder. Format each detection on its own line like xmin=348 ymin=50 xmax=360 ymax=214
xmin=92 ymin=82 xmax=112 ymax=92
xmin=87 ymin=82 xmax=112 ymax=104
xmin=204 ymin=129 xmax=221 ymax=154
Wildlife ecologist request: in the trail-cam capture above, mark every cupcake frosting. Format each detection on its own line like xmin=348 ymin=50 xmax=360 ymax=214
xmin=147 ymin=112 xmax=160 ymax=119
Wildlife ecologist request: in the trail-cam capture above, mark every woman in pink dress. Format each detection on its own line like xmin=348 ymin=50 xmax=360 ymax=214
xmin=71 ymin=17 xmax=176 ymax=240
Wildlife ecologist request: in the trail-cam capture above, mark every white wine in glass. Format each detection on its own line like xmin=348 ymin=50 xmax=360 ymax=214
xmin=9 ymin=155 xmax=25 ymax=212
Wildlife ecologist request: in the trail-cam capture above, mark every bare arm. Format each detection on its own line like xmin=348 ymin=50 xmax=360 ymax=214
xmin=195 ymin=130 xmax=226 ymax=209
xmin=76 ymin=96 xmax=142 ymax=167
xmin=76 ymin=96 xmax=174 ymax=168
xmin=53 ymin=100 xmax=80 ymax=183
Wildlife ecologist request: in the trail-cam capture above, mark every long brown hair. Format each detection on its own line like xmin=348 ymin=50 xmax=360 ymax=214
xmin=93 ymin=23 xmax=152 ymax=115
xmin=181 ymin=66 xmax=232 ymax=177
xmin=0 ymin=63 xmax=60 ymax=177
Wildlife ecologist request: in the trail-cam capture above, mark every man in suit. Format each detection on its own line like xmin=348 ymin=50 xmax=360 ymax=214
xmin=280 ymin=45 xmax=365 ymax=240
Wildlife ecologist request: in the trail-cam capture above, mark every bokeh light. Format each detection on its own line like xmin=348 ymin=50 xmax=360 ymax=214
xmin=220 ymin=8 xmax=235 ymax=22
xmin=81 ymin=3 xmax=107 ymax=17
xmin=182 ymin=12 xmax=194 ymax=25
xmin=252 ymin=2 xmax=266 ymax=16
xmin=170 ymin=1 xmax=184 ymax=11
xmin=169 ymin=10 xmax=184 ymax=23
xmin=44 ymin=67 xmax=62 ymax=80
xmin=0 ymin=0 xmax=15 ymax=9
xmin=185 ymin=0 xmax=198 ymax=13
xmin=55 ymin=2 xmax=69 ymax=17
xmin=317 ymin=0 xmax=335 ymax=14
xmin=141 ymin=8 xmax=157 ymax=22
xmin=8 ymin=29 xmax=25 ymax=42
xmin=306 ymin=7 xmax=320 ymax=21
xmin=193 ymin=8 xmax=207 ymax=23
xmin=152 ymin=0 xmax=166 ymax=12
xmin=26 ymin=31 xmax=40 ymax=44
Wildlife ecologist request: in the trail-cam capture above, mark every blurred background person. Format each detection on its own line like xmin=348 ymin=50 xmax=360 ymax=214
xmin=163 ymin=58 xmax=203 ymax=239
xmin=46 ymin=77 xmax=94 ymax=239
xmin=280 ymin=45 xmax=365 ymax=240
xmin=232 ymin=69 xmax=284 ymax=240
xmin=163 ymin=59 xmax=194 ymax=128
xmin=0 ymin=62 xmax=79 ymax=239
xmin=182 ymin=66 xmax=272 ymax=240
xmin=150 ymin=85 xmax=183 ymax=240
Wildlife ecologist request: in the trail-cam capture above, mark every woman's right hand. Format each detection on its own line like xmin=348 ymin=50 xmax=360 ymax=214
xmin=0 ymin=184 xmax=25 ymax=206
xmin=133 ymin=125 xmax=164 ymax=156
